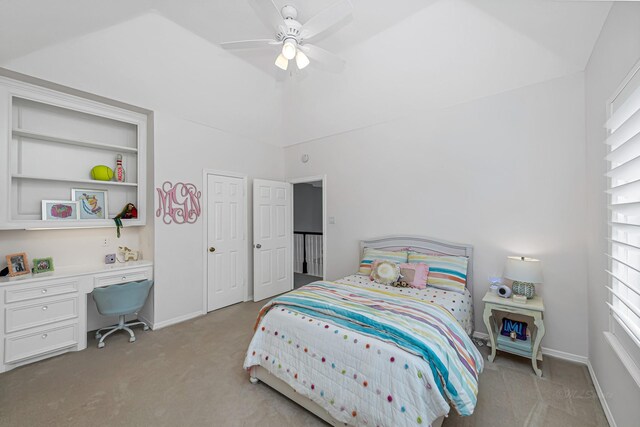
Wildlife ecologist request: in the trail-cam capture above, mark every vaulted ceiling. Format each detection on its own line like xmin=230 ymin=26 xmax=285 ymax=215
xmin=0 ymin=0 xmax=612 ymax=146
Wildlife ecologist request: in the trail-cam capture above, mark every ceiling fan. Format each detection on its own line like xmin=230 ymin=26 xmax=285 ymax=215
xmin=220 ymin=0 xmax=353 ymax=72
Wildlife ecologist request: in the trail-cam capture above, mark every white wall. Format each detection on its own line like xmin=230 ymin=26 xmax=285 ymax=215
xmin=2 ymin=12 xmax=283 ymax=145
xmin=285 ymin=73 xmax=588 ymax=358
xmin=585 ymin=3 xmax=640 ymax=426
xmin=0 ymin=227 xmax=142 ymax=271
xmin=153 ymin=112 xmax=283 ymax=325
xmin=1 ymin=12 xmax=285 ymax=326
xmin=294 ymin=183 xmax=323 ymax=233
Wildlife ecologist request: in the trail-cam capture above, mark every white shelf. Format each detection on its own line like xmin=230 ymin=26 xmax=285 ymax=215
xmin=1 ymin=77 xmax=148 ymax=230
xmin=12 ymin=174 xmax=138 ymax=187
xmin=23 ymin=218 xmax=144 ymax=231
xmin=12 ymin=128 xmax=138 ymax=154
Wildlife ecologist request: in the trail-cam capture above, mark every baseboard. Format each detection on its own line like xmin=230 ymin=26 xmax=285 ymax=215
xmin=137 ymin=314 xmax=154 ymax=330
xmin=540 ymin=346 xmax=588 ymax=364
xmin=152 ymin=311 xmax=203 ymax=330
xmin=586 ymin=360 xmax=616 ymax=427
xmin=472 ymin=331 xmax=588 ymax=364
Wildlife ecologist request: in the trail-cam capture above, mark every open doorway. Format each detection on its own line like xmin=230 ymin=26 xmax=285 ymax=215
xmin=293 ymin=180 xmax=324 ymax=288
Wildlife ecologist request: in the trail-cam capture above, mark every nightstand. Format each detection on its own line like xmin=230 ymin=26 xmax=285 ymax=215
xmin=482 ymin=291 xmax=545 ymax=377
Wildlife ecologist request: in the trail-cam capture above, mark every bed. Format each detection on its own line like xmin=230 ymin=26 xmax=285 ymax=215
xmin=244 ymin=235 xmax=483 ymax=427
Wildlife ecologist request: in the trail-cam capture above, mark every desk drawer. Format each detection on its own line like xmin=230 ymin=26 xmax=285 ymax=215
xmin=5 ymin=279 xmax=79 ymax=304
xmin=5 ymin=297 xmax=78 ymax=334
xmin=5 ymin=323 xmax=78 ymax=364
xmin=94 ymin=268 xmax=151 ymax=288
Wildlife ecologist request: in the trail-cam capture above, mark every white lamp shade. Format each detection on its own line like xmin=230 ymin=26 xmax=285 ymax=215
xmin=282 ymin=40 xmax=297 ymax=60
xmin=275 ymin=54 xmax=288 ymax=70
xmin=295 ymin=50 xmax=310 ymax=69
xmin=503 ymin=256 xmax=543 ymax=283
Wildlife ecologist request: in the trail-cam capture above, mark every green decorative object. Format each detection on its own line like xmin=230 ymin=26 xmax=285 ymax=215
xmin=512 ymin=280 xmax=536 ymax=299
xmin=32 ymin=257 xmax=54 ymax=274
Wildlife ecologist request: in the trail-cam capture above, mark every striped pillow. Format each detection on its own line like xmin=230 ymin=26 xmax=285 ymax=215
xmin=358 ymin=248 xmax=408 ymax=276
xmin=408 ymin=252 xmax=468 ymax=294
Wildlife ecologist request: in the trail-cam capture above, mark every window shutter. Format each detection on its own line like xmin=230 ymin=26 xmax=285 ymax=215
xmin=606 ymin=82 xmax=640 ymax=349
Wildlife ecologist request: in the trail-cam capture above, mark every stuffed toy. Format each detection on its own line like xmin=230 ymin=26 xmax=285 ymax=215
xmin=113 ymin=203 xmax=138 ymax=238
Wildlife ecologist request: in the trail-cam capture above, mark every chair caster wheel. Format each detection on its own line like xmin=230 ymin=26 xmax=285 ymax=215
xmin=129 ymin=337 xmax=136 ymax=343
xmin=95 ymin=333 xmax=102 ymax=339
xmin=143 ymin=325 xmax=149 ymax=331
xmin=98 ymin=342 xmax=105 ymax=349
xmin=249 ymin=377 xmax=259 ymax=384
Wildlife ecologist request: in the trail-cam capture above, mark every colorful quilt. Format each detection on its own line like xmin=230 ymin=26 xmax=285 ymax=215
xmin=245 ymin=281 xmax=483 ymax=426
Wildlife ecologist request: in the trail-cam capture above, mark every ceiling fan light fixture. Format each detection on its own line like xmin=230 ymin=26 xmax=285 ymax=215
xmin=282 ymin=39 xmax=297 ymax=60
xmin=275 ymin=53 xmax=289 ymax=70
xmin=295 ymin=50 xmax=310 ymax=69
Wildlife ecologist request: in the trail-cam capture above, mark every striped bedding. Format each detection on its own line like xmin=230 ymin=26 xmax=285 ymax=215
xmin=358 ymin=248 xmax=408 ymax=276
xmin=408 ymin=253 xmax=468 ymax=294
xmin=245 ymin=281 xmax=483 ymax=426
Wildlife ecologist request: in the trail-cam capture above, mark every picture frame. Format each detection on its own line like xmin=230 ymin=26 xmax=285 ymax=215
xmin=6 ymin=253 xmax=30 ymax=277
xmin=32 ymin=257 xmax=54 ymax=274
xmin=41 ymin=200 xmax=80 ymax=221
xmin=71 ymin=189 xmax=109 ymax=220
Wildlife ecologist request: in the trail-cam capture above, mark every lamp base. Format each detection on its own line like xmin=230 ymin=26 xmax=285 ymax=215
xmin=512 ymin=281 xmax=535 ymax=299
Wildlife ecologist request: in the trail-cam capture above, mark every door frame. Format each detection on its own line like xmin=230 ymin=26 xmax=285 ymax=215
xmin=288 ymin=175 xmax=327 ymax=280
xmin=201 ymin=169 xmax=249 ymax=314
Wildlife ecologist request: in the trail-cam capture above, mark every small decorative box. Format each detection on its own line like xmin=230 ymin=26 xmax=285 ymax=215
xmin=500 ymin=318 xmax=528 ymax=341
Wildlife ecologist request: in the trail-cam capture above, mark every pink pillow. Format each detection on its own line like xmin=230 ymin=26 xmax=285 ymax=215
xmin=399 ymin=263 xmax=429 ymax=289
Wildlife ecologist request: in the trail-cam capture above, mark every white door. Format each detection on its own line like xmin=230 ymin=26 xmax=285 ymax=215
xmin=207 ymin=174 xmax=246 ymax=312
xmin=253 ymin=179 xmax=293 ymax=301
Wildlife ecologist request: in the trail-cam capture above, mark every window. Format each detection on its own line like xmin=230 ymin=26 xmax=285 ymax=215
xmin=605 ymin=59 xmax=640 ymax=387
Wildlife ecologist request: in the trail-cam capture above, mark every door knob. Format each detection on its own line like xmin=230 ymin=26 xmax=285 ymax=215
xmin=209 ymin=247 xmax=216 ymax=253
xmin=255 ymin=244 xmax=262 ymax=249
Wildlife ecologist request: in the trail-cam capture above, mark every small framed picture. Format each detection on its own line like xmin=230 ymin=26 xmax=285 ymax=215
xmin=32 ymin=257 xmax=54 ymax=274
xmin=42 ymin=200 xmax=80 ymax=221
xmin=6 ymin=253 xmax=30 ymax=277
xmin=71 ymin=189 xmax=109 ymax=220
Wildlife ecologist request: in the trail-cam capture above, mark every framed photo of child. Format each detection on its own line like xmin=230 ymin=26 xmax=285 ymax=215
xmin=32 ymin=257 xmax=54 ymax=274
xmin=6 ymin=253 xmax=30 ymax=277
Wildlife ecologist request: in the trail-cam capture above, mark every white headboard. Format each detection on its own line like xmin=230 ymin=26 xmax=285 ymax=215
xmin=360 ymin=235 xmax=474 ymax=295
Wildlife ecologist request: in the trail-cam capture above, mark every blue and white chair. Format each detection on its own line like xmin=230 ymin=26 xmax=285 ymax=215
xmin=93 ymin=279 xmax=153 ymax=349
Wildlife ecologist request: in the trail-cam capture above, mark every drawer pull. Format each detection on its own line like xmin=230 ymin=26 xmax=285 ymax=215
xmin=122 ymin=276 xmax=127 ymax=281
xmin=42 ymin=306 xmax=48 ymax=311
xmin=41 ymin=289 xmax=47 ymax=294
xmin=42 ymin=334 xmax=48 ymax=339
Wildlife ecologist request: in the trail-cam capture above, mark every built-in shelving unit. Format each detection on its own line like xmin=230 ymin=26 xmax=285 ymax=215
xmin=0 ymin=75 xmax=148 ymax=230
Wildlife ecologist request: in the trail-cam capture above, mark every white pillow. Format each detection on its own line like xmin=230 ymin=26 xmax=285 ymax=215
xmin=370 ymin=260 xmax=401 ymax=285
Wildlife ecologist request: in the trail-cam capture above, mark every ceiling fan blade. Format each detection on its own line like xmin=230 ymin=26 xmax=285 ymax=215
xmin=220 ymin=39 xmax=280 ymax=50
xmin=249 ymin=0 xmax=285 ymax=31
xmin=299 ymin=44 xmax=346 ymax=72
xmin=301 ymin=0 xmax=353 ymax=41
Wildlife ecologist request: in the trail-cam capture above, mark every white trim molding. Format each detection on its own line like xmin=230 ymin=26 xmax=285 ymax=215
xmin=604 ymin=331 xmax=640 ymax=389
xmin=151 ymin=311 xmax=203 ymax=331
xmin=472 ymin=331 xmax=588 ymax=364
xmin=586 ymin=358 xmax=617 ymax=427
xmin=287 ymin=175 xmax=328 ymax=280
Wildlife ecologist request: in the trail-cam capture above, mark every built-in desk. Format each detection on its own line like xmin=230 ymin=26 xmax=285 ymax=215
xmin=0 ymin=261 xmax=153 ymax=373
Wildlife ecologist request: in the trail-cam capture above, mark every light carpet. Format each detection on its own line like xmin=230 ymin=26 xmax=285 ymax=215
xmin=0 ymin=301 xmax=608 ymax=426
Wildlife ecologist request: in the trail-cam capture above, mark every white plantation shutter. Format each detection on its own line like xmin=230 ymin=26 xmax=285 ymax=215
xmin=606 ymin=75 xmax=640 ymax=353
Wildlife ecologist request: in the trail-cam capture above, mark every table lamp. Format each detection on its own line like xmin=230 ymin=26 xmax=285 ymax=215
xmin=503 ymin=256 xmax=543 ymax=299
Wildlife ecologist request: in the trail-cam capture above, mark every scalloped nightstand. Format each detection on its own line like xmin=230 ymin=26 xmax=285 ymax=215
xmin=482 ymin=291 xmax=545 ymax=377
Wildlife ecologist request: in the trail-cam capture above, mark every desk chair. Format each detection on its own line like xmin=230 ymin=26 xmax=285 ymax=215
xmin=93 ymin=279 xmax=153 ymax=348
